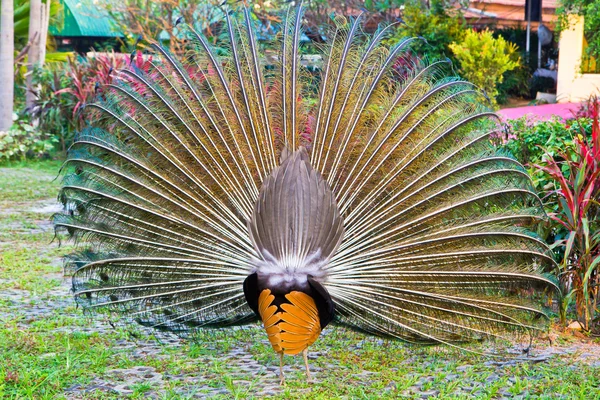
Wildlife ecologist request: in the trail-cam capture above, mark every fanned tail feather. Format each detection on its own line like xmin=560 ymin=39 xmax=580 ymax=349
xmin=55 ymin=7 xmax=557 ymax=346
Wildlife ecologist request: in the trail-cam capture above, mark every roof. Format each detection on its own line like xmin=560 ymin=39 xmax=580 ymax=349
xmin=470 ymin=0 xmax=558 ymax=8
xmin=466 ymin=0 xmax=558 ymax=26
xmin=50 ymin=0 xmax=121 ymax=38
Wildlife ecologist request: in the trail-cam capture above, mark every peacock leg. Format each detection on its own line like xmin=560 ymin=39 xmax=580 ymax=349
xmin=302 ymin=348 xmax=312 ymax=382
xmin=279 ymin=352 xmax=285 ymax=385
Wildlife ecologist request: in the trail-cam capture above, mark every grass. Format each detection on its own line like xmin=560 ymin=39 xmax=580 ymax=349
xmin=1 ymin=160 xmax=599 ymax=399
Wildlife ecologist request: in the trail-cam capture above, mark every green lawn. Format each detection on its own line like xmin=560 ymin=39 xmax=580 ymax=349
xmin=0 ymin=160 xmax=599 ymax=399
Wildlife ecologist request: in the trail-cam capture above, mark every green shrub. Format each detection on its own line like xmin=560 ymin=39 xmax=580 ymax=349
xmin=383 ymin=0 xmax=466 ymax=64
xmin=502 ymin=117 xmax=591 ymax=164
xmin=24 ymin=52 xmax=132 ymax=154
xmin=449 ymin=29 xmax=520 ymax=107
xmin=0 ymin=123 xmax=57 ymax=162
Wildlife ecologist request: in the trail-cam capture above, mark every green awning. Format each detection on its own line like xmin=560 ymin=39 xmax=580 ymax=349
xmin=50 ymin=0 xmax=121 ymax=38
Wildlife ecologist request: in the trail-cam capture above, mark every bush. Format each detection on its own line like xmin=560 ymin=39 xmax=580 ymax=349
xmin=498 ymin=116 xmax=592 ymax=197
xmin=0 ymin=123 xmax=57 ymax=162
xmin=499 ymin=111 xmax=599 ymax=329
xmin=501 ymin=117 xmax=591 ymax=165
xmin=557 ymin=0 xmax=600 ymax=60
xmin=449 ymin=29 xmax=520 ymax=107
xmin=384 ymin=0 xmax=466 ymax=64
xmin=575 ymin=94 xmax=600 ymax=119
xmin=56 ymin=51 xmax=138 ymax=131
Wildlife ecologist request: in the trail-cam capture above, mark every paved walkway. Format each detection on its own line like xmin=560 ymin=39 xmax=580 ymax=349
xmin=498 ymin=102 xmax=581 ymax=121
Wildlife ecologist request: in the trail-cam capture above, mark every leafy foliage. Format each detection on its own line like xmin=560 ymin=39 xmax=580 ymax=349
xmin=10 ymin=0 xmax=62 ymax=47
xmin=575 ymin=94 xmax=600 ymax=119
xmin=384 ymin=0 xmax=466 ymax=63
xmin=449 ymin=29 xmax=520 ymax=107
xmin=533 ymin=103 xmax=600 ymax=331
xmin=501 ymin=117 xmax=592 ymax=166
xmin=499 ymin=117 xmax=593 ymax=203
xmin=11 ymin=52 xmax=150 ymax=157
xmin=56 ymin=53 xmax=128 ymax=130
xmin=0 ymin=123 xmax=56 ymax=162
xmin=557 ymin=0 xmax=600 ymax=59
xmin=7 ymin=0 xmax=70 ymax=79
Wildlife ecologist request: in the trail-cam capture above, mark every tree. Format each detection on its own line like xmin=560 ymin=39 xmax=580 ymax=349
xmin=0 ymin=0 xmax=14 ymax=131
xmin=26 ymin=0 xmax=42 ymax=109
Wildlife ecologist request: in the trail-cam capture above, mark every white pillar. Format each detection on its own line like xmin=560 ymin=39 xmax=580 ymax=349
xmin=556 ymin=15 xmax=584 ymax=103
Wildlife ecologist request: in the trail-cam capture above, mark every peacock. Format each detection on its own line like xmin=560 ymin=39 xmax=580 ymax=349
xmin=54 ymin=6 xmax=557 ymax=384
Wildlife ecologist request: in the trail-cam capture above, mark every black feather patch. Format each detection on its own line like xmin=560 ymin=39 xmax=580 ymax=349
xmin=243 ymin=273 xmax=260 ymax=317
xmin=308 ymin=276 xmax=335 ymax=329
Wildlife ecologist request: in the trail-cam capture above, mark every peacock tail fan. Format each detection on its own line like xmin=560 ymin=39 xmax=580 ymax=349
xmin=54 ymin=6 xmax=557 ymax=353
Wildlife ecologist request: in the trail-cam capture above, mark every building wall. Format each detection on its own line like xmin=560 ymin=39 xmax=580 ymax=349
xmin=556 ymin=15 xmax=600 ymax=103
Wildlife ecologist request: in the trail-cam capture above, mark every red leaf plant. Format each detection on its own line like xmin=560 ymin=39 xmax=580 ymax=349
xmin=534 ymin=99 xmax=600 ymax=330
xmin=56 ymin=51 xmax=155 ymax=131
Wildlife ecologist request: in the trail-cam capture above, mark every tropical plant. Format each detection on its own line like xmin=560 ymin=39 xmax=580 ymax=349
xmin=449 ymin=29 xmax=520 ymax=107
xmin=534 ymin=103 xmax=600 ymax=330
xmin=5 ymin=0 xmax=70 ymax=116
xmin=28 ymin=63 xmax=74 ymax=153
xmin=19 ymin=51 xmax=150 ymax=153
xmin=575 ymin=94 xmax=600 ymax=119
xmin=9 ymin=0 xmax=67 ymax=65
